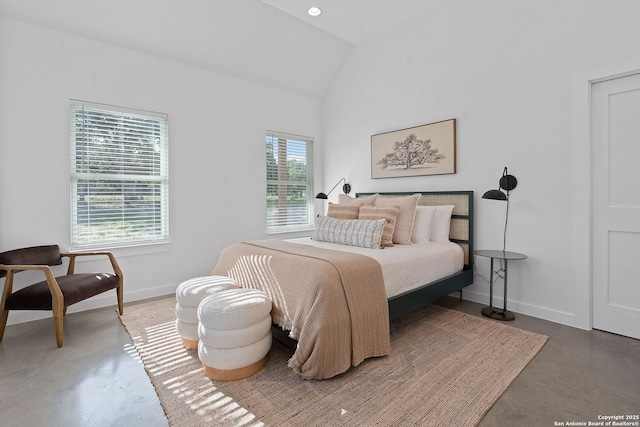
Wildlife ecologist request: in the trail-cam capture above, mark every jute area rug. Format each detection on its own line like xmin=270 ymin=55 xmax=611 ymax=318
xmin=119 ymin=297 xmax=547 ymax=427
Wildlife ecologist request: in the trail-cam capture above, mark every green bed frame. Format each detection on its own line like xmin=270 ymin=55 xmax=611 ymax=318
xmin=356 ymin=191 xmax=474 ymax=320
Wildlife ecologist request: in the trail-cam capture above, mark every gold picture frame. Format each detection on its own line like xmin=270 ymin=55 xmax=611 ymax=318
xmin=371 ymin=119 xmax=456 ymax=178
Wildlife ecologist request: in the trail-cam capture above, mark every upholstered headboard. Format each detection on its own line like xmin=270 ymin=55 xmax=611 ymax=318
xmin=355 ymin=191 xmax=474 ymax=267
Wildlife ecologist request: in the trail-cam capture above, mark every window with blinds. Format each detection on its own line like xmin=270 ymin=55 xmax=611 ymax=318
xmin=266 ymin=131 xmax=314 ymax=232
xmin=70 ymin=100 xmax=169 ymax=249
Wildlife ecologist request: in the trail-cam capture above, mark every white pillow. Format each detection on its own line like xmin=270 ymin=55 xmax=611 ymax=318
xmin=411 ymin=206 xmax=438 ymax=244
xmin=429 ymin=205 xmax=455 ymax=242
xmin=314 ymin=216 xmax=386 ymax=249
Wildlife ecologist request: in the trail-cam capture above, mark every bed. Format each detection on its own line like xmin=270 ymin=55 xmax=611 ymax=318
xmin=211 ymin=191 xmax=474 ymax=379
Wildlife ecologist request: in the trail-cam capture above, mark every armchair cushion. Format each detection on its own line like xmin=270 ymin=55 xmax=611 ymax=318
xmin=0 ymin=245 xmax=62 ymax=278
xmin=4 ymin=273 xmax=120 ymax=310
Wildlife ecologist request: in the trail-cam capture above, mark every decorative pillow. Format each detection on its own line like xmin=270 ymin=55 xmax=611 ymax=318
xmin=314 ymin=216 xmax=386 ymax=249
xmin=338 ymin=193 xmax=378 ymax=206
xmin=373 ymin=193 xmax=421 ymax=245
xmin=411 ymin=206 xmax=438 ymax=244
xmin=358 ymin=205 xmax=400 ymax=247
xmin=327 ymin=203 xmax=360 ymax=219
xmin=429 ymin=205 xmax=455 ymax=242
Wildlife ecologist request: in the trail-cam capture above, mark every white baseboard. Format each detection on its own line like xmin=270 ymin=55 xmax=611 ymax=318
xmin=459 ymin=289 xmax=584 ymax=330
xmin=7 ymin=281 xmax=584 ymax=332
xmin=6 ymin=282 xmax=179 ymax=326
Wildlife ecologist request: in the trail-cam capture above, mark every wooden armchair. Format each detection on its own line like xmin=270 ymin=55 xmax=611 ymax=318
xmin=0 ymin=245 xmax=123 ymax=347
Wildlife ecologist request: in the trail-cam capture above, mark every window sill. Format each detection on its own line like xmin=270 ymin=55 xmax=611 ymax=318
xmin=266 ymin=227 xmax=314 ymax=235
xmin=68 ymin=241 xmax=171 ymax=259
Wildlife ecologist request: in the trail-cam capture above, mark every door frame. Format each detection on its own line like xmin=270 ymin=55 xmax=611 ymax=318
xmin=573 ymin=57 xmax=640 ymax=330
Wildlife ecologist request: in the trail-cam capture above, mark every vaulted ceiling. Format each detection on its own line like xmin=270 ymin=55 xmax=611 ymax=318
xmin=260 ymin=0 xmax=443 ymax=45
xmin=0 ymin=0 xmax=439 ymax=98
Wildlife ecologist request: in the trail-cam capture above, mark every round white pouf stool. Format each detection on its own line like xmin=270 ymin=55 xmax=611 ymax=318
xmin=198 ymin=288 xmax=272 ymax=381
xmin=175 ymin=276 xmax=239 ymax=350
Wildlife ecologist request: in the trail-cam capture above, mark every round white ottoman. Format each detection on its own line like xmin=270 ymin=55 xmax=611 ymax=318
xmin=198 ymin=288 xmax=272 ymax=381
xmin=175 ymin=276 xmax=238 ymax=350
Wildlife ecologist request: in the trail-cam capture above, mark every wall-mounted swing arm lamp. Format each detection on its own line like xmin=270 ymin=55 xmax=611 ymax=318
xmin=315 ymin=178 xmax=351 ymax=199
xmin=482 ymin=167 xmax=517 ymax=201
xmin=482 ymin=167 xmax=518 ymax=251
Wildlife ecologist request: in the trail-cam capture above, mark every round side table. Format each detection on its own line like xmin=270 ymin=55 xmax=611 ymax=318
xmin=474 ymin=250 xmax=527 ymax=321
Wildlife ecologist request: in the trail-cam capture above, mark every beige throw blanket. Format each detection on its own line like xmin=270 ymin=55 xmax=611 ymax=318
xmin=211 ymin=240 xmax=390 ymax=379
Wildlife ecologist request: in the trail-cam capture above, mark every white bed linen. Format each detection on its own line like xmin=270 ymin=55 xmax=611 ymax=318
xmin=285 ymin=237 xmax=464 ymax=298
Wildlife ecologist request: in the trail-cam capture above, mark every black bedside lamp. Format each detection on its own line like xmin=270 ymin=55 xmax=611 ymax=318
xmin=482 ymin=167 xmax=517 ymax=201
xmin=315 ymin=178 xmax=351 ymax=199
xmin=483 ymin=167 xmax=518 ymax=251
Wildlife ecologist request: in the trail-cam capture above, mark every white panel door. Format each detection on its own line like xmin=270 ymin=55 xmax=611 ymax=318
xmin=591 ymin=73 xmax=640 ymax=339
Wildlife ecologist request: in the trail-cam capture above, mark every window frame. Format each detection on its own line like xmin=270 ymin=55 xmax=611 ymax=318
xmin=69 ymin=100 xmax=169 ymax=250
xmin=266 ymin=130 xmax=315 ymax=234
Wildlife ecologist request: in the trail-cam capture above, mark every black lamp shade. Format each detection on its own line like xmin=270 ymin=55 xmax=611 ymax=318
xmin=315 ymin=192 xmax=328 ymax=199
xmin=482 ymin=189 xmax=508 ymax=201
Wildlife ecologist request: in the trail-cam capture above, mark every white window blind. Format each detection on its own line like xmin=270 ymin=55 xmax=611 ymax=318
xmin=70 ymin=100 xmax=169 ymax=249
xmin=266 ymin=131 xmax=314 ymax=232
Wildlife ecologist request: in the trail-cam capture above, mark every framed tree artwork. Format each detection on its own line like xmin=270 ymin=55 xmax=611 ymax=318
xmin=371 ymin=119 xmax=456 ymax=178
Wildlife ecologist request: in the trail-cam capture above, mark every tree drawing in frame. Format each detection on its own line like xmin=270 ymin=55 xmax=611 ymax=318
xmin=371 ymin=119 xmax=456 ymax=179
xmin=377 ymin=133 xmax=445 ymax=170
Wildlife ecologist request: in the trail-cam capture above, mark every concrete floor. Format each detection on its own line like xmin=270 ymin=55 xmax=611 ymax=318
xmin=1 ymin=297 xmax=638 ymax=427
xmin=436 ymin=298 xmax=640 ymax=426
xmin=0 ymin=300 xmax=169 ymax=427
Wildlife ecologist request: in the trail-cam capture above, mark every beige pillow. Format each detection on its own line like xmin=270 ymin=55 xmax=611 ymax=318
xmin=338 ymin=193 xmax=378 ymax=206
xmin=359 ymin=205 xmax=400 ymax=247
xmin=327 ymin=203 xmax=360 ymax=219
xmin=373 ymin=193 xmax=421 ymax=244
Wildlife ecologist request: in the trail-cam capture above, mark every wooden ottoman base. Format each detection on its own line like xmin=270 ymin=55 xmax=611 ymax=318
xmin=181 ymin=338 xmax=198 ymax=351
xmin=203 ymin=356 xmax=267 ymax=381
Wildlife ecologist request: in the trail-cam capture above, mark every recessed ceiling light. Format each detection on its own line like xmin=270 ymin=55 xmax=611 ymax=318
xmin=308 ymin=6 xmax=322 ymax=17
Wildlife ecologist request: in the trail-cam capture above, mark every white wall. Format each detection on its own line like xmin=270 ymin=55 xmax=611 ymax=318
xmin=322 ymin=0 xmax=640 ymax=328
xmin=0 ymin=17 xmax=324 ymax=324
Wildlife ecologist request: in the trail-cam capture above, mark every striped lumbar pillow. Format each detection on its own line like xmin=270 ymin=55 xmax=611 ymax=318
xmin=358 ymin=205 xmax=400 ymax=247
xmin=327 ymin=203 xmax=360 ymax=219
